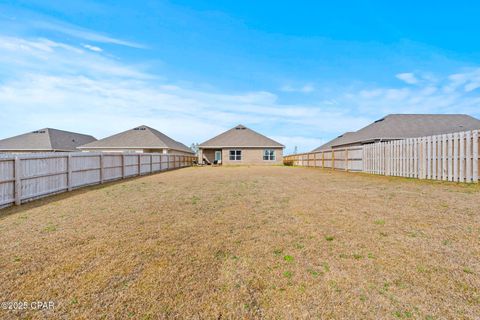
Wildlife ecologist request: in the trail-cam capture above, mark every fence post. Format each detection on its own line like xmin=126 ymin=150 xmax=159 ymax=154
xmin=122 ymin=154 xmax=126 ymax=179
xmin=322 ymin=152 xmax=325 ymax=168
xmin=14 ymin=156 xmax=21 ymax=205
xmin=138 ymin=154 xmax=141 ymax=176
xmin=473 ymin=130 xmax=478 ymax=183
xmin=466 ymin=131 xmax=472 ymax=183
xmin=426 ymin=136 xmax=431 ymax=179
xmin=345 ymin=148 xmax=349 ymax=172
xmin=332 ymin=150 xmax=335 ymax=170
xmin=150 ymin=154 xmax=153 ymax=173
xmin=459 ymin=131 xmax=465 ymax=182
xmin=68 ymin=154 xmax=73 ymax=191
xmin=421 ymin=138 xmax=427 ymax=179
xmin=100 ymin=153 xmax=104 ymax=184
xmin=441 ymin=135 xmax=447 ymax=181
xmin=453 ymin=133 xmax=459 ymax=182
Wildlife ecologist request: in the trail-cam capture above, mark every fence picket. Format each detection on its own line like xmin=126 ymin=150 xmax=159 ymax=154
xmin=466 ymin=131 xmax=472 ymax=183
xmin=0 ymin=152 xmax=196 ymax=208
xmin=453 ymin=133 xmax=459 ymax=182
xmin=448 ymin=134 xmax=454 ymax=181
xmin=432 ymin=135 xmax=437 ymax=179
xmin=282 ymin=129 xmax=479 ymax=184
xmin=473 ymin=130 xmax=479 ymax=183
xmin=459 ymin=131 xmax=465 ymax=182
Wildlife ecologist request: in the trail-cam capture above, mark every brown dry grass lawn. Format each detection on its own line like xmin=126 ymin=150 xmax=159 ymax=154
xmin=0 ymin=166 xmax=479 ymax=319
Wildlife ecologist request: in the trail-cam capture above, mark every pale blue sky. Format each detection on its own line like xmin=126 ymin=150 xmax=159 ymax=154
xmin=1 ymin=1 xmax=480 ymax=152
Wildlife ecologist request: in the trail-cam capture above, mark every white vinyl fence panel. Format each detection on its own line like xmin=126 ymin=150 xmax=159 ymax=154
xmin=0 ymin=152 xmax=195 ymax=208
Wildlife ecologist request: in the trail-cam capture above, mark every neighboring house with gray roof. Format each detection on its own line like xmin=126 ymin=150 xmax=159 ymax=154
xmin=78 ymin=125 xmax=194 ymax=155
xmin=0 ymin=128 xmax=97 ymax=153
xmin=312 ymin=114 xmax=480 ymax=151
xmin=312 ymin=132 xmax=356 ymax=152
xmin=199 ymin=124 xmax=284 ymax=165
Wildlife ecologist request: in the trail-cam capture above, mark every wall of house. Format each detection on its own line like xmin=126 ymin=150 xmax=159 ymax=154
xmin=201 ymin=149 xmax=216 ymax=163
xmin=331 ymin=143 xmax=362 ymax=150
xmin=80 ymin=148 xmax=156 ymax=153
xmin=0 ymin=150 xmax=54 ymax=153
xmin=165 ymin=149 xmax=196 ymax=156
xmin=80 ymin=148 xmax=193 ymax=156
xmin=221 ymin=147 xmax=283 ymax=165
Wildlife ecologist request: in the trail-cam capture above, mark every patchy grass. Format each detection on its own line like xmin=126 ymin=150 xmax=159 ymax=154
xmin=0 ymin=166 xmax=479 ymax=319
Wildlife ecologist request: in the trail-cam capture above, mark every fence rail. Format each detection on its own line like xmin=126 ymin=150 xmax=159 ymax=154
xmin=283 ymin=146 xmax=363 ymax=172
xmin=0 ymin=152 xmax=196 ymax=208
xmin=284 ymin=129 xmax=480 ymax=183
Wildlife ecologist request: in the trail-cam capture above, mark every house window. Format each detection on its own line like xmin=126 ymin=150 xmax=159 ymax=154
xmin=263 ymin=149 xmax=276 ymax=161
xmin=229 ymin=150 xmax=242 ymax=161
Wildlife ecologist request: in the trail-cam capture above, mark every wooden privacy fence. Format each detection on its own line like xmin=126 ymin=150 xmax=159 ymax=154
xmin=284 ymin=129 xmax=479 ymax=183
xmin=0 ymin=152 xmax=196 ymax=208
xmin=363 ymin=130 xmax=479 ymax=183
xmin=283 ymin=146 xmax=364 ymax=172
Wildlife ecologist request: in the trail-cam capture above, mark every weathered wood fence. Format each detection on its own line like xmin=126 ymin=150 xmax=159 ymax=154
xmin=0 ymin=152 xmax=196 ymax=208
xmin=284 ymin=129 xmax=480 ymax=183
xmin=363 ymin=130 xmax=479 ymax=182
xmin=283 ymin=146 xmax=364 ymax=172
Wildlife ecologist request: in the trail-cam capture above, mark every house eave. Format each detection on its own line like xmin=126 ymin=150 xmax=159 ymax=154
xmin=199 ymin=145 xmax=285 ymax=149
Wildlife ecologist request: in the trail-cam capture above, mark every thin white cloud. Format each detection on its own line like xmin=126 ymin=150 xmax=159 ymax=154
xmin=83 ymin=44 xmax=103 ymax=52
xmin=32 ymin=20 xmax=146 ymax=49
xmin=280 ymin=84 xmax=315 ymax=93
xmin=0 ymin=36 xmax=150 ymax=79
xmin=0 ymin=36 xmax=363 ymax=152
xmin=1 ymin=35 xmax=480 ymax=154
xmin=395 ymin=72 xmax=419 ymax=85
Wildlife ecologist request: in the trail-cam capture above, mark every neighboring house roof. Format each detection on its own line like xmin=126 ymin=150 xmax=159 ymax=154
xmin=199 ymin=124 xmax=284 ymax=148
xmin=313 ymin=114 xmax=480 ymax=150
xmin=0 ymin=128 xmax=97 ymax=151
xmin=311 ymin=132 xmax=355 ymax=152
xmin=78 ymin=125 xmax=194 ymax=154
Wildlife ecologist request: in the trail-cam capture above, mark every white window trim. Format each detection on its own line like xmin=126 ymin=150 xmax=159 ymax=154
xmin=263 ymin=149 xmax=276 ymax=161
xmin=229 ymin=149 xmax=242 ymax=161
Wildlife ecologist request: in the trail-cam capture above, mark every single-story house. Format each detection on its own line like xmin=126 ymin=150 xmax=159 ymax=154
xmin=198 ymin=124 xmax=284 ymax=165
xmin=0 ymin=128 xmax=97 ymax=153
xmin=78 ymin=125 xmax=194 ymax=155
xmin=312 ymin=114 xmax=480 ymax=151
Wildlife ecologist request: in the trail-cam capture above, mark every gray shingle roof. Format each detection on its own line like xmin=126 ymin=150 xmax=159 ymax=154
xmin=315 ymin=114 xmax=480 ymax=150
xmin=311 ymin=132 xmax=355 ymax=152
xmin=199 ymin=125 xmax=284 ymax=148
xmin=78 ymin=125 xmax=194 ymax=154
xmin=0 ymin=128 xmax=97 ymax=152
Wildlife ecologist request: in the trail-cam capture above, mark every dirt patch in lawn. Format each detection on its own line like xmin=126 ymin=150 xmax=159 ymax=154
xmin=0 ymin=166 xmax=479 ymax=319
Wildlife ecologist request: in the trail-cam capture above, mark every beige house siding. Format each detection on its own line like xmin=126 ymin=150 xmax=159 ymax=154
xmin=201 ymin=149 xmax=216 ymax=163
xmin=200 ymin=147 xmax=283 ymax=165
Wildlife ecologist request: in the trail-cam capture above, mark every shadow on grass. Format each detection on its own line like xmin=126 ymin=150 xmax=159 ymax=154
xmin=0 ymin=168 xmax=187 ymax=220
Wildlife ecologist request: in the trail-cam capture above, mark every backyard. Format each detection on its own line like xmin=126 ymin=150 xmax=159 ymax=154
xmin=0 ymin=166 xmax=479 ymax=319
